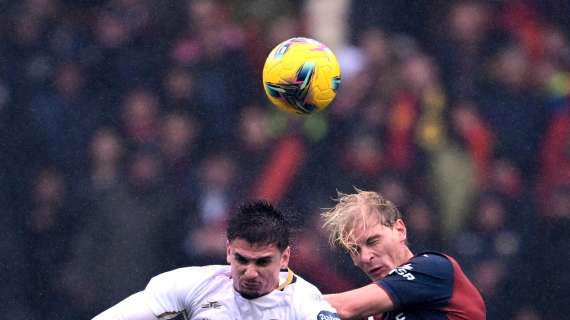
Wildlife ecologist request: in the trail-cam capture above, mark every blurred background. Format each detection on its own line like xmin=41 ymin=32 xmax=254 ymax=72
xmin=1 ymin=0 xmax=569 ymax=319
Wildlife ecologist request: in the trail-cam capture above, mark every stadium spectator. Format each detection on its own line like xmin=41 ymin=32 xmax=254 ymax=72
xmin=25 ymin=167 xmax=80 ymax=319
xmin=160 ymin=64 xmax=199 ymax=112
xmin=404 ymin=197 xmax=442 ymax=253
xmin=119 ymin=87 xmax=162 ymax=148
xmin=62 ymin=148 xmax=179 ymax=318
xmin=538 ymin=106 xmax=570 ymax=215
xmin=529 ymin=185 xmax=570 ymax=318
xmin=84 ymin=127 xmax=125 ymax=192
xmin=178 ymin=151 xmax=238 ymax=266
xmin=477 ymin=42 xmax=550 ymax=175
xmin=431 ymin=0 xmax=500 ymax=99
xmin=158 ymin=110 xmax=200 ymax=192
xmin=28 ymin=60 xmax=102 ymax=179
xmin=452 ymin=192 xmax=522 ymax=318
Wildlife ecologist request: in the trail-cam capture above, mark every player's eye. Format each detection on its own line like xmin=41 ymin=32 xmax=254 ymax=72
xmin=367 ymin=236 xmax=380 ymax=246
xmin=256 ymin=258 xmax=271 ymax=267
xmin=236 ymin=255 xmax=249 ymax=264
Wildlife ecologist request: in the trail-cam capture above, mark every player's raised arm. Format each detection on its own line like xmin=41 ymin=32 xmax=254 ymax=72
xmin=325 ymin=283 xmax=393 ymax=320
xmin=92 ymin=291 xmax=157 ymax=320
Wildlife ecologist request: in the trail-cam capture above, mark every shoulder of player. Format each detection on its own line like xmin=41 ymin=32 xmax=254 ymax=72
xmin=153 ymin=264 xmax=230 ymax=279
xmin=284 ymin=272 xmax=340 ymax=319
xmin=283 ymin=271 xmax=323 ymax=298
xmin=405 ymin=251 xmax=454 ymax=277
xmin=147 ymin=265 xmax=231 ymax=290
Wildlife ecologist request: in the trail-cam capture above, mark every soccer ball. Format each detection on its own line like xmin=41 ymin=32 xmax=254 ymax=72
xmin=262 ymin=37 xmax=341 ymax=115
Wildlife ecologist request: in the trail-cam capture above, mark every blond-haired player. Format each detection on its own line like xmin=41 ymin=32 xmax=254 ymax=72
xmin=322 ymin=189 xmax=485 ymax=320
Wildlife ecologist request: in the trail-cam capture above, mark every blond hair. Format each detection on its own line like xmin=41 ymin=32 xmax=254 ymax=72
xmin=321 ymin=188 xmax=402 ymax=253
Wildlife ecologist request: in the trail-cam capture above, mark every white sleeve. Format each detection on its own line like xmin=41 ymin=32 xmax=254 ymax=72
xmin=292 ymin=279 xmax=340 ymax=320
xmin=93 ymin=266 xmax=214 ymax=320
xmin=143 ymin=268 xmax=192 ymax=317
xmin=91 ymin=292 xmax=156 ymax=320
xmin=143 ymin=266 xmax=219 ymax=318
xmin=297 ymin=292 xmax=340 ymax=320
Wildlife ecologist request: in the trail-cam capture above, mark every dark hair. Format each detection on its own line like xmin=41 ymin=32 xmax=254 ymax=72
xmin=227 ymin=200 xmax=290 ymax=252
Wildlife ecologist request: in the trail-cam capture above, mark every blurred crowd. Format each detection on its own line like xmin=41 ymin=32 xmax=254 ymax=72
xmin=1 ymin=0 xmax=569 ymax=319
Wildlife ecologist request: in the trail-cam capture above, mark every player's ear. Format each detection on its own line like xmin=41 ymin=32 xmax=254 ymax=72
xmin=280 ymin=246 xmax=291 ymax=269
xmin=394 ymin=219 xmax=407 ymax=242
xmin=226 ymin=240 xmax=232 ymax=264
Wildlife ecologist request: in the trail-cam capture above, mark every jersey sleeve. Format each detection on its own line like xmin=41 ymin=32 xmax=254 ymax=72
xmin=376 ymin=253 xmax=453 ymax=310
xmin=142 ymin=266 xmax=214 ymax=318
xmin=291 ymin=277 xmax=340 ymax=320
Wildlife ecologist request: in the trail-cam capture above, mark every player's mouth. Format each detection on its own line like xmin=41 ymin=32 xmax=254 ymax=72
xmin=238 ymin=283 xmax=264 ymax=299
xmin=241 ymin=281 xmax=261 ymax=291
xmin=368 ymin=266 xmax=385 ymax=279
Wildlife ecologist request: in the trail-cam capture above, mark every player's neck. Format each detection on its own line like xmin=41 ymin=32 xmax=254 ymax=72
xmin=399 ymin=246 xmax=414 ymax=265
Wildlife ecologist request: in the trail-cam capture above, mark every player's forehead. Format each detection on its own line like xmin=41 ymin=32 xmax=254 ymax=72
xmin=230 ymin=238 xmax=281 ymax=259
xmin=349 ymin=215 xmax=388 ymax=243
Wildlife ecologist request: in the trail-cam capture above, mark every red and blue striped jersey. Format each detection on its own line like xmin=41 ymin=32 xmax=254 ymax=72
xmin=376 ymin=252 xmax=486 ymax=320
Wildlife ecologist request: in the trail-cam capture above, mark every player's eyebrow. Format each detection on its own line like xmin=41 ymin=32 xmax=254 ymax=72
xmin=234 ymin=252 xmax=273 ymax=263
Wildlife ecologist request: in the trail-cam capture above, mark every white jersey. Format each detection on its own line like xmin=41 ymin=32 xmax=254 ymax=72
xmin=142 ymin=265 xmax=339 ymax=320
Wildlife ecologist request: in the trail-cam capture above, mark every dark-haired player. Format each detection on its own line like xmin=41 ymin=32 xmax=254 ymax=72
xmin=322 ymin=189 xmax=486 ymax=320
xmin=93 ymin=201 xmax=339 ymax=320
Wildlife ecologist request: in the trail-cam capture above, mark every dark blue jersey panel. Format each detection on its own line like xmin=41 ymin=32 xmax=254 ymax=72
xmin=377 ymin=252 xmax=453 ymax=311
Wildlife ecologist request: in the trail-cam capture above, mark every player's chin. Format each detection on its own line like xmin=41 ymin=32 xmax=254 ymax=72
xmin=238 ymin=282 xmax=265 ymax=298
xmin=237 ymin=288 xmax=264 ymax=299
xmin=367 ymin=273 xmax=382 ymax=281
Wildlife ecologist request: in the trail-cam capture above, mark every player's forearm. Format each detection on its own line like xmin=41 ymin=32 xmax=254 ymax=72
xmin=325 ymin=283 xmax=394 ymax=319
xmin=92 ymin=291 xmax=157 ymax=320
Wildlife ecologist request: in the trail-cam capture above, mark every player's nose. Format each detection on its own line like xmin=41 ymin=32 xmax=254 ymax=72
xmin=358 ymin=246 xmax=375 ymax=264
xmin=243 ymin=265 xmax=259 ymax=278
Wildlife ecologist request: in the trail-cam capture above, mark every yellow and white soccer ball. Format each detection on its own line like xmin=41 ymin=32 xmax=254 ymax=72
xmin=262 ymin=37 xmax=341 ymax=115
